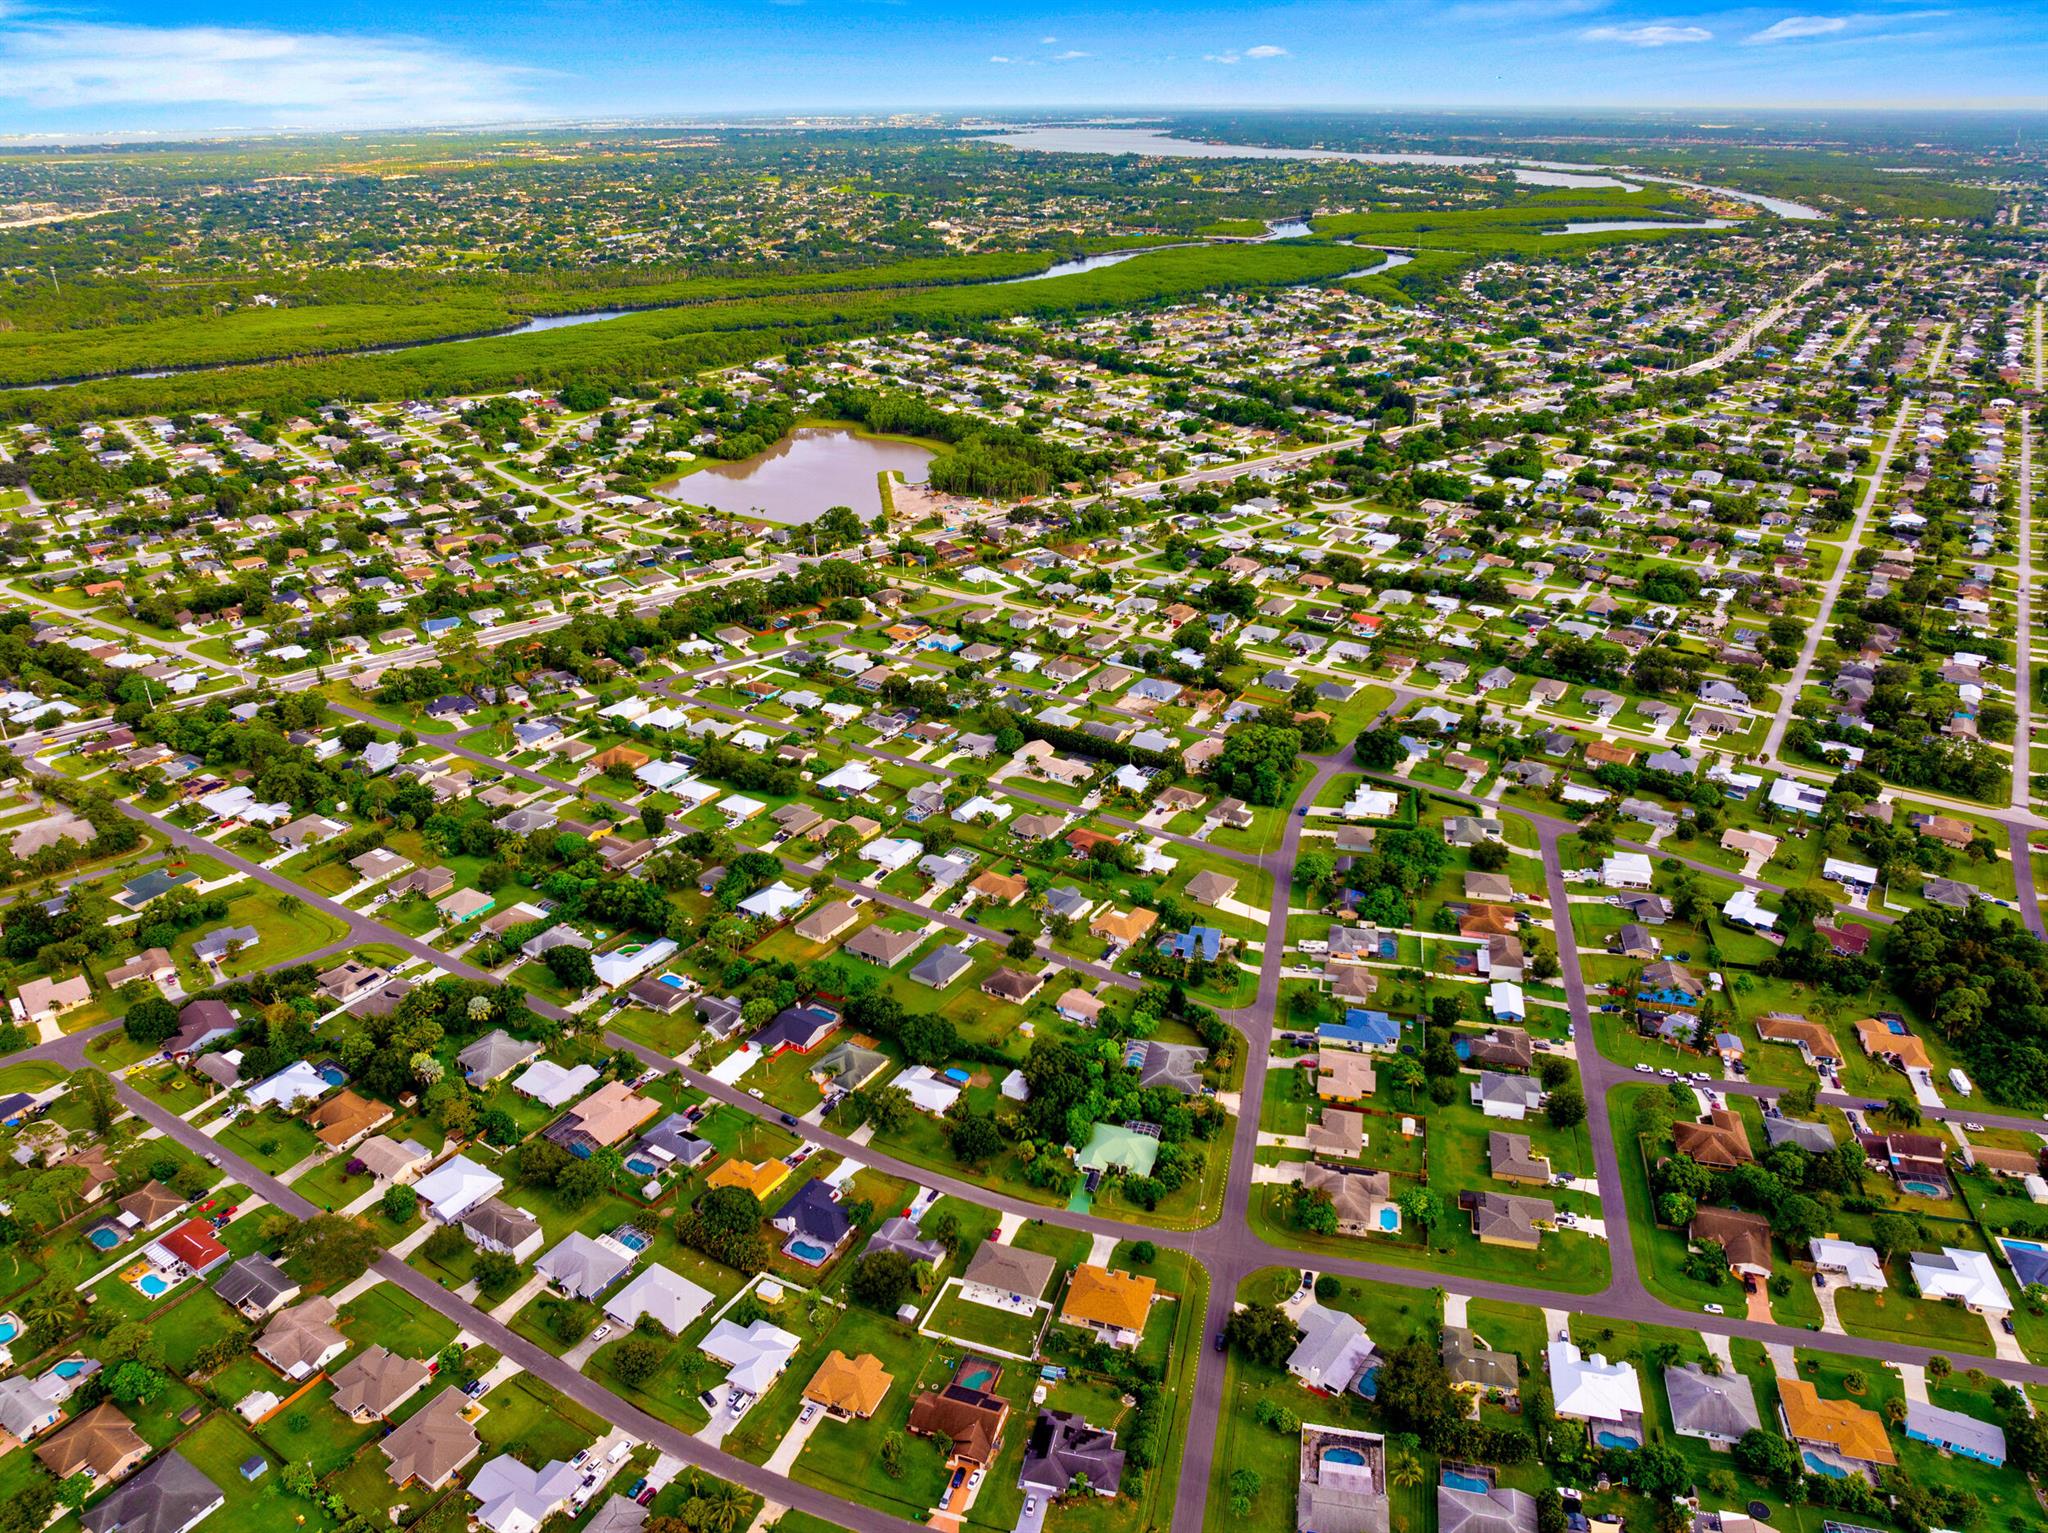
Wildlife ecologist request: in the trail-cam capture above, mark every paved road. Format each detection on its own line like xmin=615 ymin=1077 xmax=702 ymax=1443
xmin=114 ymin=1081 xmax=928 ymax=1533
xmin=1760 ymin=394 xmax=1914 ymax=762
xmin=2012 ymin=406 xmax=2035 ymax=813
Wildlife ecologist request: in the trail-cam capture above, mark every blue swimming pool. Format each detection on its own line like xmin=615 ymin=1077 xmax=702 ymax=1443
xmin=52 ymin=1360 xmax=85 ymax=1379
xmin=1902 ymin=1179 xmax=1946 ymax=1198
xmin=1803 ymin=1451 xmax=1849 ymax=1479
xmin=1454 ymin=1039 xmax=1472 ymax=1059
xmin=1442 ymin=1472 xmax=1491 ymax=1494
xmin=787 ymin=1239 xmax=830 ymax=1264
xmin=615 ymin=1227 xmax=651 ymax=1251
xmin=1323 ymin=1448 xmax=1366 ymax=1466
xmin=2006 ymin=1238 xmax=2048 ymax=1254
xmin=136 ymin=1273 xmax=172 ymax=1298
xmin=625 ymin=1157 xmax=659 ymax=1178
xmin=656 ymin=974 xmax=684 ymax=989
xmin=1596 ymin=1430 xmax=1640 ymax=1451
xmin=319 ymin=1065 xmax=347 ymax=1087
xmin=88 ymin=1226 xmax=121 ymax=1250
xmin=1377 ymin=1208 xmax=1400 ymax=1231
xmin=0 ymin=1317 xmax=17 ymax=1343
xmin=1354 ymin=1367 xmax=1379 ymax=1400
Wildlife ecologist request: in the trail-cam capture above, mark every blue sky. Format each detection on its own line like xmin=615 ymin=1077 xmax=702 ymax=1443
xmin=0 ymin=0 xmax=2041 ymax=137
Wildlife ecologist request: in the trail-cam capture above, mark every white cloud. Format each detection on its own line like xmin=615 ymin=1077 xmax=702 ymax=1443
xmin=1039 ymin=34 xmax=1058 ymax=43
xmin=1051 ymin=48 xmax=1091 ymax=59
xmin=1206 ymin=42 xmax=1288 ymax=63
xmin=1580 ymin=21 xmax=1713 ymax=44
xmin=1745 ymin=14 xmax=1850 ymax=41
xmin=988 ymin=53 xmax=1016 ymax=62
xmin=0 ymin=18 xmax=532 ymax=124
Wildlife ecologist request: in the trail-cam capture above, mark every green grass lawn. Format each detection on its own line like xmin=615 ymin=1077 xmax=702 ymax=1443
xmin=340 ymin=1283 xmax=460 ymax=1359
xmin=476 ymin=1375 xmax=605 ymax=1464
xmin=924 ymin=1291 xmax=1044 ymax=1357
xmin=182 ymin=1412 xmax=335 ymax=1533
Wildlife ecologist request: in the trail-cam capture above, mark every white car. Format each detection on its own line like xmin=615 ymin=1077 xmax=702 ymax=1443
xmin=968 ymin=1471 xmax=983 ymax=1491
xmin=590 ymin=1324 xmax=611 ymax=1344
xmin=1658 ymin=1068 xmax=1679 ymax=1079
xmin=799 ymin=1404 xmax=817 ymax=1425
xmin=1703 ymin=1303 xmax=1724 ymax=1316
xmin=1633 ymin=1063 xmax=1653 ymax=1074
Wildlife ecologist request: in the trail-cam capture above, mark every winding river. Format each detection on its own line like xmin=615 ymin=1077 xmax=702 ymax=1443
xmin=3 ymin=131 xmax=1814 ymax=393
xmin=977 ymin=127 xmax=1824 ymax=220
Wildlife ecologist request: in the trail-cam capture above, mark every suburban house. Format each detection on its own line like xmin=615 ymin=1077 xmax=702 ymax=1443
xmin=1058 ymin=1264 xmax=1156 ymax=1350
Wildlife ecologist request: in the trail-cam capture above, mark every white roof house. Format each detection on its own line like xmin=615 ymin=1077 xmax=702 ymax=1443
xmin=1601 ymin=852 xmax=1654 ymax=889
xmin=1910 ymin=1247 xmax=2012 ymax=1313
xmin=512 ymin=1061 xmax=601 ymax=1108
xmin=634 ymin=760 xmax=694 ymax=792
xmin=246 ymin=1060 xmax=330 ymax=1111
xmin=1285 ymin=1303 xmax=1376 ymax=1393
xmin=1810 ymin=1238 xmax=1887 ymax=1290
xmin=604 ymin=1265 xmax=713 ymax=1335
xmin=895 ymin=1066 xmax=962 ymax=1116
xmin=1722 ymin=889 xmax=1777 ymax=929
xmin=469 ymin=1455 xmax=585 ymax=1533
xmin=865 ymin=837 xmax=922 ymax=872
xmin=818 ymin=763 xmax=881 ymax=796
xmin=593 ymin=938 xmax=679 ymax=988
xmin=1546 ymin=1339 xmax=1642 ymax=1424
xmin=415 ymin=1155 xmax=505 ymax=1223
xmin=1822 ymin=857 xmax=1880 ymax=888
xmin=738 ymin=882 xmax=807 ymax=921
xmin=701 ymin=1319 xmax=800 ymax=1397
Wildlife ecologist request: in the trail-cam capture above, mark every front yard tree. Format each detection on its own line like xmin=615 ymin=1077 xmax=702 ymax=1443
xmin=849 ymin=1249 xmax=917 ymax=1312
xmin=284 ymin=1214 xmax=382 ymax=1285
xmin=1223 ymin=1301 xmax=1300 ymax=1366
xmin=544 ymin=943 xmax=597 ymax=994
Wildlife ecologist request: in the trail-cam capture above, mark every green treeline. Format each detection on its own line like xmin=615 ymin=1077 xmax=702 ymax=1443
xmin=820 ymin=385 xmax=1103 ymax=498
xmin=0 ymin=239 xmax=1379 ymax=423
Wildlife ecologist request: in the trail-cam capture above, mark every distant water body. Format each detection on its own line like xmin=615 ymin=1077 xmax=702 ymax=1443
xmin=980 ymin=128 xmax=1823 ymax=220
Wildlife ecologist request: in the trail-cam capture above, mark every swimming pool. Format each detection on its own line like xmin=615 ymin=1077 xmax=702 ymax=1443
xmin=319 ymin=1064 xmax=347 ymax=1087
xmin=1354 ymin=1366 xmax=1379 ymax=1400
xmin=655 ymin=974 xmax=685 ymax=989
xmin=1901 ymin=1179 xmax=1946 ymax=1198
xmin=52 ymin=1360 xmax=85 ymax=1379
xmin=1377 ymin=1208 xmax=1400 ymax=1232
xmin=1803 ymin=1451 xmax=1849 ymax=1479
xmin=1442 ymin=1471 xmax=1491 ymax=1494
xmin=624 ymin=1157 xmax=659 ymax=1178
xmin=135 ymin=1273 xmax=172 ymax=1298
xmin=2005 ymin=1238 xmax=2048 ymax=1253
xmin=88 ymin=1226 xmax=121 ymax=1250
xmin=0 ymin=1316 xmax=17 ymax=1344
xmin=614 ymin=1226 xmax=652 ymax=1252
xmin=1454 ymin=1039 xmax=1472 ymax=1060
xmin=786 ymin=1238 xmax=831 ymax=1264
xmin=1595 ymin=1430 xmax=1640 ymax=1451
xmin=1323 ymin=1448 xmax=1366 ymax=1467
xmin=957 ymin=1362 xmax=997 ymax=1392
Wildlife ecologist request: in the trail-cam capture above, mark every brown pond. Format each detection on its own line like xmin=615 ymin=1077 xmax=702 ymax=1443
xmin=656 ymin=427 xmax=932 ymax=524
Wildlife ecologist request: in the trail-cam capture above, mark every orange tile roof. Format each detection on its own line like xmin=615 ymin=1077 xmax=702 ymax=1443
xmin=1853 ymin=1017 xmax=1930 ymax=1069
xmin=1778 ymin=1378 xmax=1895 ymax=1465
xmin=803 ymin=1351 xmax=893 ymax=1417
xmin=707 ymin=1158 xmax=789 ymax=1199
xmin=1060 ymin=1264 xmax=1156 ymax=1333
xmin=1089 ymin=907 xmax=1158 ymax=943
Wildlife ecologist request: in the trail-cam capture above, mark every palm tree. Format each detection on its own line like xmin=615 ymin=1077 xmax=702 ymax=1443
xmin=699 ymin=1483 xmax=747 ymax=1533
xmin=22 ymin=1283 xmax=75 ymax=1337
xmin=1389 ymin=1453 xmax=1425 ymax=1492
